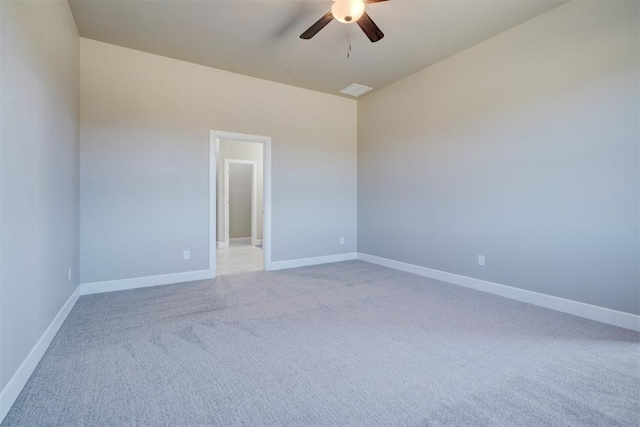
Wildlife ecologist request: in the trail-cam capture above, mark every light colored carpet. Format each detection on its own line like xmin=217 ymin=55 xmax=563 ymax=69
xmin=3 ymin=260 xmax=639 ymax=426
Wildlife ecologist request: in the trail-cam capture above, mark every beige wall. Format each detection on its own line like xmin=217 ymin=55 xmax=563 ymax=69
xmin=217 ymin=140 xmax=264 ymax=243
xmin=80 ymin=39 xmax=357 ymax=283
xmin=0 ymin=0 xmax=79 ymax=392
xmin=358 ymin=0 xmax=639 ymax=314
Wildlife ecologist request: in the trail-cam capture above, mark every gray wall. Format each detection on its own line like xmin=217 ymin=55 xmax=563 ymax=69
xmin=217 ymin=139 xmax=264 ymax=242
xmin=358 ymin=0 xmax=639 ymax=315
xmin=228 ymin=163 xmax=252 ymax=238
xmin=80 ymin=39 xmax=357 ymax=283
xmin=0 ymin=0 xmax=79 ymax=391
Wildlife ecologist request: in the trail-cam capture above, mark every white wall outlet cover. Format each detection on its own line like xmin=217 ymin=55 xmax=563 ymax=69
xmin=340 ymin=237 xmax=345 ymax=245
xmin=478 ymin=255 xmax=485 ymax=266
xmin=183 ymin=250 xmax=191 ymax=260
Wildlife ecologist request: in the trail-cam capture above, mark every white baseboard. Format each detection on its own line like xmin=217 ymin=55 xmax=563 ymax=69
xmin=217 ymin=241 xmax=229 ymax=248
xmin=0 ymin=285 xmax=81 ymax=423
xmin=269 ymin=252 xmax=358 ymax=271
xmin=81 ymin=269 xmax=215 ymax=295
xmin=357 ymin=253 xmax=640 ymax=331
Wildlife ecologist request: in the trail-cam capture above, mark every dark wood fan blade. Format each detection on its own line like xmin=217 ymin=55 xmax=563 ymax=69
xmin=300 ymin=11 xmax=334 ymax=39
xmin=364 ymin=0 xmax=390 ymax=3
xmin=357 ymin=11 xmax=384 ymax=42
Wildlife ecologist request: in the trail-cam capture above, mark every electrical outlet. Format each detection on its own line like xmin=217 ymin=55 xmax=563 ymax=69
xmin=183 ymin=250 xmax=191 ymax=260
xmin=478 ymin=255 xmax=485 ymax=266
xmin=340 ymin=237 xmax=345 ymax=245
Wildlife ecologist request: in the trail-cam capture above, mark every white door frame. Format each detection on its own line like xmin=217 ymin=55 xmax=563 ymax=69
xmin=223 ymin=159 xmax=258 ymax=246
xmin=209 ymin=130 xmax=272 ymax=276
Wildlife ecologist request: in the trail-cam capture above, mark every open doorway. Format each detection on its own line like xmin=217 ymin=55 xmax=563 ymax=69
xmin=224 ymin=160 xmax=258 ymax=246
xmin=210 ymin=131 xmax=271 ymax=276
xmin=217 ymin=157 xmax=261 ymax=275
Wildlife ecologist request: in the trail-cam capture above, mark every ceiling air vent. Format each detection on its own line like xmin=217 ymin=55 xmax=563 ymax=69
xmin=339 ymin=83 xmax=373 ymax=97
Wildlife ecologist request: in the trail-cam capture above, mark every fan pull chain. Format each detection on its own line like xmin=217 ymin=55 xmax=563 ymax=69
xmin=347 ymin=26 xmax=352 ymax=59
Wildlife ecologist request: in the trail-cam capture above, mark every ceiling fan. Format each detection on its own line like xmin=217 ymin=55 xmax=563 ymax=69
xmin=300 ymin=0 xmax=389 ymax=43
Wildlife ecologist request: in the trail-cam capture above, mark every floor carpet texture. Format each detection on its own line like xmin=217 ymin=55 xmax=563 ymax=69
xmin=3 ymin=260 xmax=639 ymax=426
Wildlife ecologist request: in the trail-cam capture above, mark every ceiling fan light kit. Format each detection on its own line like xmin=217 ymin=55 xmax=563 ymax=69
xmin=300 ymin=0 xmax=388 ymax=43
xmin=332 ymin=0 xmax=365 ymax=23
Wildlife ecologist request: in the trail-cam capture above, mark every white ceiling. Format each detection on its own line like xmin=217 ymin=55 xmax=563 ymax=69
xmin=68 ymin=0 xmax=568 ymax=97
